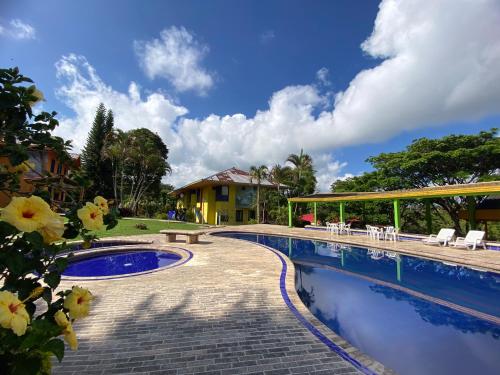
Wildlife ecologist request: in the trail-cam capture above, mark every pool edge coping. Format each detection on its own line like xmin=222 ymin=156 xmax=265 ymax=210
xmin=60 ymin=244 xmax=193 ymax=281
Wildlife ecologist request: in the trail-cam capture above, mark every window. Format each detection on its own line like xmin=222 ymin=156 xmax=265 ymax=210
xmin=236 ymin=210 xmax=243 ymax=222
xmin=215 ymin=185 xmax=229 ymax=201
xmin=50 ymin=159 xmax=56 ymax=173
xmin=57 ymin=163 xmax=62 ymax=174
xmin=248 ymin=210 xmax=255 ymax=220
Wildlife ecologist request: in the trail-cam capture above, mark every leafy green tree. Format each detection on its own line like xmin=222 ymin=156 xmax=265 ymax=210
xmin=81 ymin=103 xmax=114 ymax=198
xmin=102 ymin=129 xmax=130 ymax=206
xmin=249 ymin=165 xmax=269 ymax=223
xmin=332 ymin=129 xmax=500 ymax=234
xmin=269 ymin=164 xmax=292 ymax=194
xmin=286 ymin=149 xmax=317 ymax=197
xmin=124 ymin=128 xmax=171 ymax=213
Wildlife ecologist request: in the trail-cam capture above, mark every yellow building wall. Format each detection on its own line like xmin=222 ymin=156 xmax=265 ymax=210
xmin=174 ymin=184 xmax=259 ymax=225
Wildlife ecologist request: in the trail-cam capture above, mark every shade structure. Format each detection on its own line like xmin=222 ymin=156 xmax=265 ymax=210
xmin=287 ymin=181 xmax=500 ymax=229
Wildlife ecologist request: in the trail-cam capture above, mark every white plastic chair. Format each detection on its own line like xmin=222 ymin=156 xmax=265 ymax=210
xmin=422 ymin=228 xmax=455 ymax=247
xmin=365 ymin=225 xmax=372 ymax=238
xmin=339 ymin=222 xmax=351 ymax=235
xmin=370 ymin=226 xmax=383 ymax=240
xmin=451 ymin=230 xmax=487 ymax=250
xmin=384 ymin=226 xmax=398 ymax=241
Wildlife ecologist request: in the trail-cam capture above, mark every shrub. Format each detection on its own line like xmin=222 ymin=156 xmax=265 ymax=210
xmin=134 ymin=223 xmax=148 ymax=230
xmin=155 ymin=213 xmax=168 ymax=220
xmin=185 ymin=210 xmax=195 ymax=223
xmin=118 ymin=207 xmax=134 ymax=217
xmin=0 ymin=68 xmax=118 ymax=374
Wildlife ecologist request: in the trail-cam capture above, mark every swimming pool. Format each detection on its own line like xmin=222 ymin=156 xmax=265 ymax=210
xmin=214 ymin=232 xmax=500 ymax=375
xmin=62 ymin=250 xmax=182 ymax=277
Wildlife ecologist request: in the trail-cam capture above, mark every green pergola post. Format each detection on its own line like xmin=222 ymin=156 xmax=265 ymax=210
xmin=341 ymin=249 xmax=345 ymax=268
xmin=288 ymin=201 xmax=292 ymax=227
xmin=425 ymin=199 xmax=432 ymax=234
xmin=288 ymin=237 xmax=292 ymax=258
xmin=467 ymin=196 xmax=477 ymax=230
xmin=393 ymin=199 xmax=401 ymax=230
xmin=313 ymin=202 xmax=317 ymax=225
xmin=339 ymin=202 xmax=345 ymax=222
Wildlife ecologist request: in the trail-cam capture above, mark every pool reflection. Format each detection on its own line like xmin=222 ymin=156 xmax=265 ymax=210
xmin=214 ymin=232 xmax=500 ymax=375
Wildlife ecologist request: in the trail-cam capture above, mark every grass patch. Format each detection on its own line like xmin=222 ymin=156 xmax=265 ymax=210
xmin=81 ymin=218 xmax=203 ymax=239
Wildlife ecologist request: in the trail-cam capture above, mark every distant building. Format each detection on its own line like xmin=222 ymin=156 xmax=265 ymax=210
xmin=171 ymin=167 xmax=277 ymax=225
xmin=0 ymin=148 xmax=81 ymax=208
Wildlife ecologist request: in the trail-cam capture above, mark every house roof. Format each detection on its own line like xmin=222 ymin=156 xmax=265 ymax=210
xmin=288 ymin=181 xmax=500 ymax=203
xmin=171 ymin=167 xmax=275 ymax=195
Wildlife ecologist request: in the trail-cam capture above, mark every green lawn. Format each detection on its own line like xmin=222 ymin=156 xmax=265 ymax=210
xmin=83 ymin=218 xmax=203 ymax=239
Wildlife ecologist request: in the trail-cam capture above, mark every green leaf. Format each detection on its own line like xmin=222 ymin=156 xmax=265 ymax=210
xmin=24 ymin=231 xmax=44 ymax=248
xmin=62 ymin=224 xmax=79 ymax=239
xmin=12 ymin=355 xmax=41 ymax=375
xmin=0 ymin=221 xmax=18 ymax=238
xmin=54 ymin=257 xmax=68 ymax=272
xmin=4 ymin=250 xmax=24 ymax=275
xmin=42 ymin=338 xmax=65 ymax=362
xmin=44 ymin=272 xmax=61 ymax=289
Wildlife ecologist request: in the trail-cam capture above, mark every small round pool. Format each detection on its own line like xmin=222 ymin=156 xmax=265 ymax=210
xmin=62 ymin=250 xmax=182 ymax=277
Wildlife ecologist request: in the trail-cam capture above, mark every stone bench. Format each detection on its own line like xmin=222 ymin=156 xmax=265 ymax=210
xmin=159 ymin=229 xmax=206 ymax=244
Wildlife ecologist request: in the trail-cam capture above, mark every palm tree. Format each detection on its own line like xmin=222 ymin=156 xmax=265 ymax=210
xmin=286 ymin=149 xmax=316 ymax=197
xmin=269 ymin=164 xmax=291 ymax=194
xmin=249 ymin=165 xmax=269 ymax=223
xmin=286 ymin=148 xmax=313 ymax=183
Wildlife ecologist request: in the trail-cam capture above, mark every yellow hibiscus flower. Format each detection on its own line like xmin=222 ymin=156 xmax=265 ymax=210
xmin=1 ymin=196 xmax=52 ymax=232
xmin=93 ymin=196 xmax=109 ymax=215
xmin=0 ymin=291 xmax=30 ymax=336
xmin=77 ymin=202 xmax=104 ymax=231
xmin=39 ymin=211 xmax=65 ymax=244
xmin=63 ymin=286 xmax=93 ymax=319
xmin=54 ymin=310 xmax=78 ymax=350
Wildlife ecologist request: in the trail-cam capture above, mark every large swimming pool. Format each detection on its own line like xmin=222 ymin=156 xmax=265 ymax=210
xmin=214 ymin=232 xmax=500 ymax=375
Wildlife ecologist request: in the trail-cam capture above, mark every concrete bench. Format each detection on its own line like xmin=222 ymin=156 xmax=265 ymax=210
xmin=159 ymin=229 xmax=206 ymax=244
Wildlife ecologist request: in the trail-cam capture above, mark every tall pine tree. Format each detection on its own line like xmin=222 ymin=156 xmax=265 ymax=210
xmin=81 ymin=103 xmax=114 ymax=198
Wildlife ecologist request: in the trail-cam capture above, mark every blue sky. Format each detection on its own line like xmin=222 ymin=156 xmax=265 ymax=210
xmin=1 ymin=0 xmax=499 ymax=189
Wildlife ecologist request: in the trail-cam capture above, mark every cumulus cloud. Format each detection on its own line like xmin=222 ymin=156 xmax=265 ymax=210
xmin=54 ymin=54 xmax=188 ymax=155
xmin=134 ymin=26 xmax=214 ymax=95
xmin=0 ymin=19 xmax=36 ymax=39
xmin=54 ymin=0 xmax=500 ymax=190
xmin=316 ymin=67 xmax=331 ymax=86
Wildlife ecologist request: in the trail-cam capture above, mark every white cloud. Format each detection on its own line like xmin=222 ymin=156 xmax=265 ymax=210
xmin=134 ymin=26 xmax=214 ymax=95
xmin=0 ymin=19 xmax=36 ymax=39
xmin=260 ymin=30 xmax=276 ymax=44
xmin=54 ymin=0 xmax=500 ymax=190
xmin=316 ymin=67 xmax=331 ymax=86
xmin=54 ymin=54 xmax=188 ymax=157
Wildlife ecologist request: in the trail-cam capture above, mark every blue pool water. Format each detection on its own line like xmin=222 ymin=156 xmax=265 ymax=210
xmin=63 ymin=250 xmax=181 ymax=277
xmin=214 ymin=232 xmax=500 ymax=375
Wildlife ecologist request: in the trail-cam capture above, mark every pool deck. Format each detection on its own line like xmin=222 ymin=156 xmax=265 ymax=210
xmin=219 ymin=224 xmax=500 ymax=273
xmin=53 ymin=224 xmax=500 ymax=375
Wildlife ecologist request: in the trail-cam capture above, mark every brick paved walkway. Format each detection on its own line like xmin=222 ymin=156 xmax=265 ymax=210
xmin=53 ymin=233 xmax=372 ymax=375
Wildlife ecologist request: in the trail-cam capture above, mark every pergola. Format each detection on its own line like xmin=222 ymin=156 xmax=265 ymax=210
xmin=287 ymin=181 xmax=500 ymax=231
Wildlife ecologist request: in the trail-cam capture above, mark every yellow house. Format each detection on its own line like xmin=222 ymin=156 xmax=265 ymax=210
xmin=171 ymin=167 xmax=276 ymax=225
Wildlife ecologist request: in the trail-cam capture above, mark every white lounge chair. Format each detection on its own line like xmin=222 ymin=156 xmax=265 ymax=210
xmin=451 ymin=230 xmax=487 ymax=250
xmin=422 ymin=228 xmax=455 ymax=247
